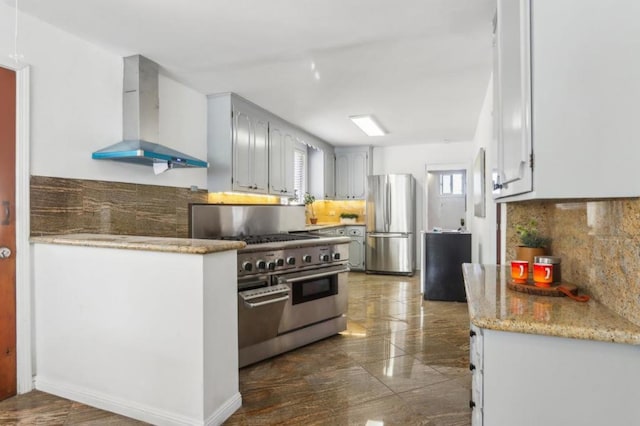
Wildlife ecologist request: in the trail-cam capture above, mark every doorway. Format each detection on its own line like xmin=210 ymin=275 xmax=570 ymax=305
xmin=426 ymin=169 xmax=467 ymax=231
xmin=0 ymin=65 xmax=17 ymax=401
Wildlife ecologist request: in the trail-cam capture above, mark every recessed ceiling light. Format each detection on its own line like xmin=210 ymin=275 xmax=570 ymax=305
xmin=349 ymin=115 xmax=387 ymax=137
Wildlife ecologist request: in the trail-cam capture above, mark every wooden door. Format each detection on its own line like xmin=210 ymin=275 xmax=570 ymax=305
xmin=0 ymin=66 xmax=16 ymax=401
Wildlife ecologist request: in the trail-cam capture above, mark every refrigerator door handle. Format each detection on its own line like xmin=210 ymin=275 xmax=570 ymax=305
xmin=368 ymin=233 xmax=408 ymax=238
xmin=385 ymin=179 xmax=391 ymax=232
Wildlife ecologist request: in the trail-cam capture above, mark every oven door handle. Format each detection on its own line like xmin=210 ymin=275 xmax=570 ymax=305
xmin=243 ymin=295 xmax=290 ymax=308
xmin=279 ymin=267 xmax=350 ymax=283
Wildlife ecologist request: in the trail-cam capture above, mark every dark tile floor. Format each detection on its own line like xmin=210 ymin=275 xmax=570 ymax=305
xmin=0 ymin=272 xmax=471 ymax=425
xmin=226 ymin=272 xmax=471 ymax=425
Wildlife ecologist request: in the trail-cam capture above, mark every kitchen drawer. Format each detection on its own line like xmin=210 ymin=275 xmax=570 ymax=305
xmin=346 ymin=226 xmax=364 ymax=237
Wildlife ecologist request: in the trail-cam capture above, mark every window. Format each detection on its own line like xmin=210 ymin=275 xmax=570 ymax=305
xmin=440 ymin=172 xmax=465 ymax=196
xmin=293 ymin=146 xmax=307 ymax=203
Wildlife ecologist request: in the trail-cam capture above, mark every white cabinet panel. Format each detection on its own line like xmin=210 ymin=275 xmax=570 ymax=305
xmin=208 ymin=94 xmax=269 ymax=194
xmin=470 ymin=323 xmax=484 ymax=426
xmin=346 ymin=226 xmax=365 ymax=271
xmin=324 ymin=151 xmax=335 ymax=199
xmin=251 ymin=113 xmax=269 ymax=193
xmin=334 ymin=154 xmax=350 ymax=199
xmin=309 ymin=148 xmax=336 ymax=200
xmin=334 ymin=147 xmax=372 ymax=200
xmin=494 ymin=0 xmax=532 ymax=197
xmin=269 ymin=119 xmax=295 ymax=196
xmin=232 ymin=109 xmax=253 ymax=190
xmin=482 ymin=328 xmax=640 ymax=425
xmin=494 ymin=0 xmax=640 ymax=200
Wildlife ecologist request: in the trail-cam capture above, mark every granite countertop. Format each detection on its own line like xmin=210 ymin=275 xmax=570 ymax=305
xmin=30 ymin=233 xmax=246 ymax=255
xmin=462 ymin=263 xmax=640 ymax=345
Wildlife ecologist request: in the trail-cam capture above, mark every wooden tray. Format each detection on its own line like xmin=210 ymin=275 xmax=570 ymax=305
xmin=508 ymin=281 xmax=578 ymax=297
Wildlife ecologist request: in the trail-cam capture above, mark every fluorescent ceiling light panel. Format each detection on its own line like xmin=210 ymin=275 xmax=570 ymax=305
xmin=349 ymin=115 xmax=387 ymax=136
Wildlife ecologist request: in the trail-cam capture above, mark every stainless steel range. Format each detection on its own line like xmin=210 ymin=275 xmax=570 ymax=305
xmin=189 ymin=204 xmax=350 ymax=367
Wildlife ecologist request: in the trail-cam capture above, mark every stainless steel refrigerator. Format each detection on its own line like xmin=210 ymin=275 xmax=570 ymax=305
xmin=365 ymin=174 xmax=416 ymax=275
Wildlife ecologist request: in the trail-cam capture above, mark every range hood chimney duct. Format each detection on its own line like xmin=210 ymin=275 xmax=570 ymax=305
xmin=92 ymin=54 xmax=208 ymax=172
xmin=124 ymin=55 xmax=159 ymax=144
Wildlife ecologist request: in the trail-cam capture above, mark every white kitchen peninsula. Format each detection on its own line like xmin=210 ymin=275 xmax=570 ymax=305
xmin=30 ymin=234 xmax=245 ymax=426
xmin=463 ymin=264 xmax=640 ymax=426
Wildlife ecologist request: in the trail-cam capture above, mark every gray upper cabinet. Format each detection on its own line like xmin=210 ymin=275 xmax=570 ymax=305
xmin=324 ymin=151 xmax=336 ymax=199
xmin=494 ymin=0 xmax=640 ymax=201
xmin=233 ymin=102 xmax=269 ymax=192
xmin=493 ymin=0 xmax=532 ymax=198
xmin=308 ymin=142 xmax=335 ymax=200
xmin=335 ymin=147 xmax=372 ymax=200
xmin=208 ymin=93 xmax=269 ymax=193
xmin=208 ymin=92 xmax=335 ymax=196
xmin=268 ymin=118 xmax=295 ymax=196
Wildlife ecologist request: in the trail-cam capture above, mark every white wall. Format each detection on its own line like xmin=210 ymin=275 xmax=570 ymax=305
xmin=468 ymin=77 xmax=498 ymax=264
xmin=0 ymin=3 xmax=207 ymax=189
xmin=372 ymin=141 xmax=476 ymax=267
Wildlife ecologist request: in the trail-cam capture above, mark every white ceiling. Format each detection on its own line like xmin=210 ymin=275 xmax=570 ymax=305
xmin=13 ymin=0 xmax=495 ymax=147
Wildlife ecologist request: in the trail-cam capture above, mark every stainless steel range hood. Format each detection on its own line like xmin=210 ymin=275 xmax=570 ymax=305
xmin=92 ymin=55 xmax=208 ymax=172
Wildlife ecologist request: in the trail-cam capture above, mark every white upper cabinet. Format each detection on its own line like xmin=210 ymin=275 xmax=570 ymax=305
xmin=208 ymin=94 xmax=268 ymax=193
xmin=493 ymin=0 xmax=532 ymax=198
xmin=494 ymin=0 xmax=640 ymax=201
xmin=324 ymin=151 xmax=336 ymax=199
xmin=269 ymin=118 xmax=295 ymax=196
xmin=308 ymin=144 xmax=335 ymax=200
xmin=233 ymin=102 xmax=269 ymax=193
xmin=335 ymin=147 xmax=372 ymax=200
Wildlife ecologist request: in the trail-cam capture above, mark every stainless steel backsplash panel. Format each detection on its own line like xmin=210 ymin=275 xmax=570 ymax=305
xmin=189 ymin=204 xmax=306 ymax=238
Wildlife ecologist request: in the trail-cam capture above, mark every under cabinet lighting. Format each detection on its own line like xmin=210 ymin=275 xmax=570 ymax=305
xmin=349 ymin=115 xmax=387 ymax=137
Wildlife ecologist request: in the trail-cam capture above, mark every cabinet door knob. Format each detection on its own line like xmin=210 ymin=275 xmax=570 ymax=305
xmin=469 ymin=363 xmax=476 ymax=371
xmin=470 ymin=330 xmax=476 ymax=337
xmin=469 ymin=400 xmax=476 ymax=409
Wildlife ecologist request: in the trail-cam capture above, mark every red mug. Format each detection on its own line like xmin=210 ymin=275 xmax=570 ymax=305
xmin=533 ymin=263 xmax=553 ymax=288
xmin=511 ymin=260 xmax=529 ymax=283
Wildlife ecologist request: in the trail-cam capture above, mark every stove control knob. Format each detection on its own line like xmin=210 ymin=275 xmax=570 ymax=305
xmin=276 ymin=258 xmax=285 ymax=267
xmin=320 ymin=254 xmax=330 ymax=262
xmin=241 ymin=261 xmax=253 ymax=272
xmin=332 ymin=252 xmax=341 ymax=261
xmin=302 ymin=254 xmax=312 ymax=263
xmin=256 ymin=260 xmax=267 ymax=270
xmin=286 ymin=257 xmax=296 ymax=265
xmin=267 ymin=261 xmax=277 ymax=271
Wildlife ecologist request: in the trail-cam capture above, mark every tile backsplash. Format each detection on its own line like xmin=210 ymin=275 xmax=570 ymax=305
xmin=31 ymin=176 xmax=208 ymax=238
xmin=507 ymin=199 xmax=640 ymax=326
xmin=312 ymin=200 xmax=366 ymax=224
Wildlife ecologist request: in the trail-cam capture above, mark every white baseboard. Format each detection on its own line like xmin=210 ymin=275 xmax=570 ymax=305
xmin=35 ymin=376 xmax=241 ymax=426
xmin=205 ymin=392 xmax=242 ymax=426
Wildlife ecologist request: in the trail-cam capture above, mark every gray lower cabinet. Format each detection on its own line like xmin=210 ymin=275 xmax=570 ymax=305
xmin=312 ymin=225 xmax=365 ymax=271
xmin=346 ymin=226 xmax=365 ymax=271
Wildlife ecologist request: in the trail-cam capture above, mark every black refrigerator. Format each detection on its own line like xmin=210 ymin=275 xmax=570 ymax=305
xmin=421 ymin=232 xmax=471 ymax=302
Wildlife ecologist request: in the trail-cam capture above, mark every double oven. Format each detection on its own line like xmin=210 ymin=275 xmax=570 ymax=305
xmin=190 ymin=204 xmax=351 ymax=367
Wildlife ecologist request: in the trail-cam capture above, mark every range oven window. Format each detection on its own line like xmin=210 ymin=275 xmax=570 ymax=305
xmin=291 ymin=275 xmax=338 ymax=305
